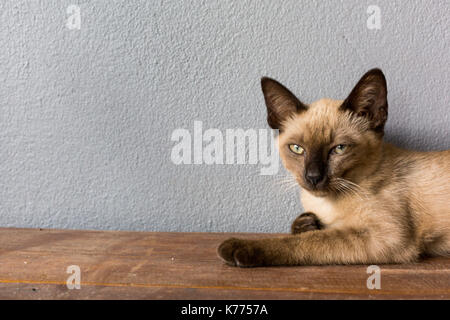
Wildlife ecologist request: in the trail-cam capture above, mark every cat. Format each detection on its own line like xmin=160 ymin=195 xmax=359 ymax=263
xmin=217 ymin=68 xmax=450 ymax=267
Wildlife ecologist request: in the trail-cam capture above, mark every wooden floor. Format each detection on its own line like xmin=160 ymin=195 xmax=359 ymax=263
xmin=0 ymin=228 xmax=449 ymax=299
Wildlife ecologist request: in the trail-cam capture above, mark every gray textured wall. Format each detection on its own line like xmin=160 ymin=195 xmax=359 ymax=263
xmin=1 ymin=0 xmax=449 ymax=233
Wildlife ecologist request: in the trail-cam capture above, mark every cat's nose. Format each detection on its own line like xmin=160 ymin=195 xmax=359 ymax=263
xmin=305 ymin=171 xmax=324 ymax=186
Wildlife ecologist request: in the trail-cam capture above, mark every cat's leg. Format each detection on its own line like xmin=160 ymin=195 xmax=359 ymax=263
xmin=291 ymin=212 xmax=323 ymax=234
xmin=217 ymin=229 xmax=419 ymax=267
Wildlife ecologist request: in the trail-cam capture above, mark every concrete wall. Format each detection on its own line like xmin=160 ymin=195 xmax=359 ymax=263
xmin=1 ymin=0 xmax=449 ymax=232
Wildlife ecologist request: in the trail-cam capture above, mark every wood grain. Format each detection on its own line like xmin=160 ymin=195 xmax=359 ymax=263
xmin=0 ymin=228 xmax=449 ymax=299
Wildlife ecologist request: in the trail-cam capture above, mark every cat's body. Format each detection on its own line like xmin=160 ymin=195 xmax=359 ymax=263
xmin=218 ymin=69 xmax=450 ymax=267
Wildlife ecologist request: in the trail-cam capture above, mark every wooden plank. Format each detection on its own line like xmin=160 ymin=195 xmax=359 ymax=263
xmin=0 ymin=228 xmax=449 ymax=299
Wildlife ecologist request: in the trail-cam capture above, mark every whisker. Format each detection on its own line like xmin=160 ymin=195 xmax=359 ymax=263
xmin=333 ymin=177 xmax=368 ymax=200
xmin=271 ymin=174 xmax=302 ymax=193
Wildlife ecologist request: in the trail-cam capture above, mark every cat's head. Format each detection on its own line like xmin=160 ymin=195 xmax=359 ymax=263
xmin=261 ymin=69 xmax=388 ymax=197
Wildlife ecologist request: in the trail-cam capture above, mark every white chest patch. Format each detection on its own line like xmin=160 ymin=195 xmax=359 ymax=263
xmin=300 ymin=190 xmax=340 ymax=225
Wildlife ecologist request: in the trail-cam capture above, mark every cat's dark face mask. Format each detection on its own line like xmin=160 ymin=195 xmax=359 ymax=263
xmin=280 ymin=121 xmax=383 ymax=198
xmin=303 ymin=146 xmax=329 ymax=191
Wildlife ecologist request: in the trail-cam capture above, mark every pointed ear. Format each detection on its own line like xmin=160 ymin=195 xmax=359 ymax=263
xmin=341 ymin=68 xmax=388 ymax=133
xmin=261 ymin=77 xmax=307 ymax=130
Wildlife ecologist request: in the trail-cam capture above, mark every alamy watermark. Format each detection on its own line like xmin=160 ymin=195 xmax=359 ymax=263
xmin=170 ymin=121 xmax=280 ymax=175
xmin=367 ymin=5 xmax=381 ymax=30
xmin=66 ymin=265 xmax=81 ymax=289
xmin=366 ymin=265 xmax=381 ymax=289
xmin=66 ymin=5 xmax=81 ymax=30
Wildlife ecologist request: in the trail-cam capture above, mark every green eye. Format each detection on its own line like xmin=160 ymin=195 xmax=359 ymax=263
xmin=289 ymin=144 xmax=305 ymax=155
xmin=333 ymin=144 xmax=347 ymax=154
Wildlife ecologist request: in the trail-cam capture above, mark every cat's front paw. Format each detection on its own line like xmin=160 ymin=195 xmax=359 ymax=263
xmin=291 ymin=212 xmax=322 ymax=234
xmin=217 ymin=238 xmax=264 ymax=267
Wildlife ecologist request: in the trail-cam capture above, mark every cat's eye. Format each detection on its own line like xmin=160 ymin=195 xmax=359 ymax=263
xmin=289 ymin=144 xmax=305 ymax=155
xmin=333 ymin=144 xmax=348 ymax=155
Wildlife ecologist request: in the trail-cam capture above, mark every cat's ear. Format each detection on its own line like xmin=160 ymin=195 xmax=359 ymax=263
xmin=261 ymin=77 xmax=307 ymax=130
xmin=341 ymin=68 xmax=388 ymax=133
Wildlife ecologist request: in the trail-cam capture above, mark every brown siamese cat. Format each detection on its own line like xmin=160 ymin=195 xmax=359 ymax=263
xmin=218 ymin=68 xmax=450 ymax=267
